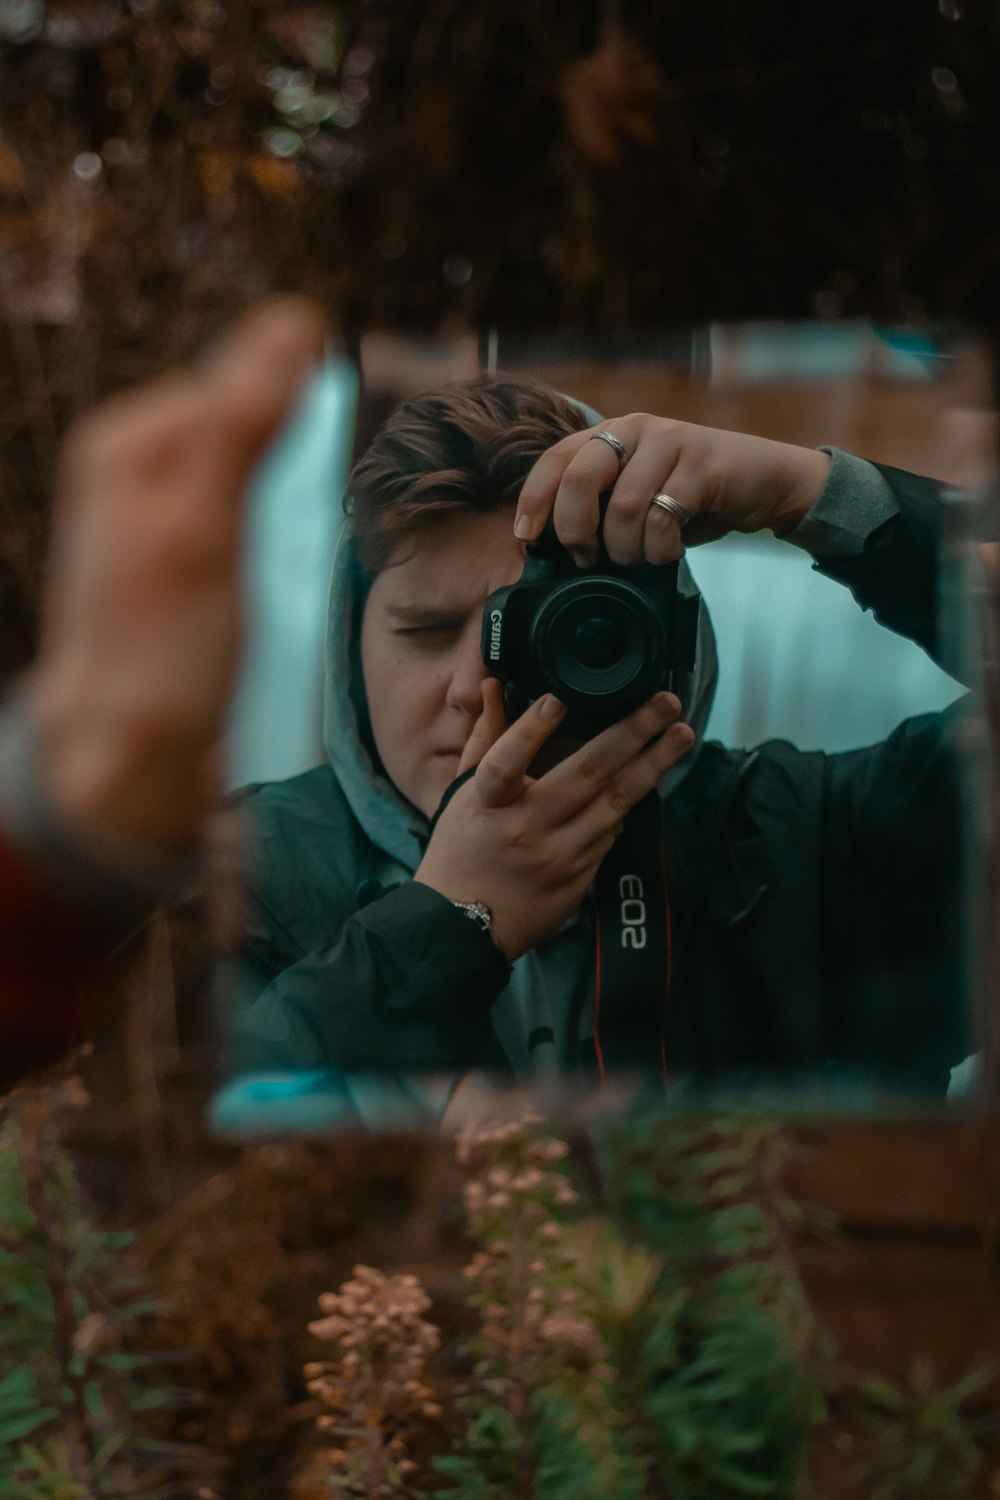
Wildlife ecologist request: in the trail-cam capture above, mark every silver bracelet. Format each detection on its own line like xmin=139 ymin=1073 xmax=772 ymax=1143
xmin=450 ymin=899 xmax=494 ymax=937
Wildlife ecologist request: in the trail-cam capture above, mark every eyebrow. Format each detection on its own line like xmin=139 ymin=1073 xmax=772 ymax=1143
xmin=385 ymin=601 xmax=477 ymax=626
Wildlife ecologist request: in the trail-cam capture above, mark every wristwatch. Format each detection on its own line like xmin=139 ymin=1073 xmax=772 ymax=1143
xmin=450 ymin=899 xmax=494 ymax=937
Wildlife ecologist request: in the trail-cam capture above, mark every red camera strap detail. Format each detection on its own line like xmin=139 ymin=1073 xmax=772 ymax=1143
xmin=592 ymin=899 xmax=606 ymax=1083
xmin=658 ymin=835 xmax=674 ymax=1082
xmin=590 ymin=790 xmax=673 ymax=1081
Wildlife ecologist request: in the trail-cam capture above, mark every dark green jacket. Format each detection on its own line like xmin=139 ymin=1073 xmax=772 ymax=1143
xmin=228 ymin=463 xmax=970 ymax=1112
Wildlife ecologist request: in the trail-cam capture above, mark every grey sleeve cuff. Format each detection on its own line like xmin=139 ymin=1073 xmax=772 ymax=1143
xmin=784 ymin=447 xmax=900 ymax=560
xmin=0 ymin=687 xmax=201 ymax=927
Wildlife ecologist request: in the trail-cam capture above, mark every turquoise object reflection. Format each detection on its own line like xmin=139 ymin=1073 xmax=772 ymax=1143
xmin=227 ymin=360 xmax=358 ymax=788
xmin=708 ymin=321 xmax=941 ymax=381
xmin=689 ymin=533 xmax=963 ymax=752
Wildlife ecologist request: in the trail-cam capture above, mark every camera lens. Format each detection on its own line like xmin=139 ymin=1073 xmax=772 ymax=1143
xmin=529 ymin=577 xmax=665 ymax=723
xmin=574 ymin=614 xmax=628 ymax=670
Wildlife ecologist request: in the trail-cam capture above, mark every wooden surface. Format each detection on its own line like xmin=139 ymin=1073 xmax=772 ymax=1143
xmin=503 ymin=363 xmax=994 ymax=485
xmin=787 ymin=1119 xmax=1000 ymax=1391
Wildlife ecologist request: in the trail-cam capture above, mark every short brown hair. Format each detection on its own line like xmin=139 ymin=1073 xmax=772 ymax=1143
xmin=346 ymin=379 xmax=589 ymax=574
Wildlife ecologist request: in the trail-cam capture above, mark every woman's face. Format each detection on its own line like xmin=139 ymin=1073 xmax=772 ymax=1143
xmin=360 ymin=505 xmax=525 ymax=817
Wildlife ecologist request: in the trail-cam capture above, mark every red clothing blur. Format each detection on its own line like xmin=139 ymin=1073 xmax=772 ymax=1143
xmin=0 ymin=829 xmax=108 ymax=1089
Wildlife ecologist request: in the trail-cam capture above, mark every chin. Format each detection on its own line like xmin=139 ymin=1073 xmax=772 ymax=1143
xmin=422 ymin=761 xmax=461 ymax=816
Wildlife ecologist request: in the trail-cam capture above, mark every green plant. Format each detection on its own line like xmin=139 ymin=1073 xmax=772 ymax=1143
xmin=432 ymin=1116 xmax=635 ymax=1498
xmin=300 ymin=1110 xmax=997 ymax=1500
xmin=432 ymin=1109 xmax=837 ymax=1499
xmin=0 ymin=1082 xmax=204 ymax=1499
xmin=589 ymin=1108 xmax=836 ymax=1500
xmin=854 ymin=1356 xmax=995 ymax=1500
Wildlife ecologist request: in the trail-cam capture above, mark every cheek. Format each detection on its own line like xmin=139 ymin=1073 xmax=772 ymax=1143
xmin=416 ymin=666 xmax=455 ymax=738
xmin=389 ymin=667 xmax=442 ymax=738
xmin=362 ymin=642 xmax=446 ymax=763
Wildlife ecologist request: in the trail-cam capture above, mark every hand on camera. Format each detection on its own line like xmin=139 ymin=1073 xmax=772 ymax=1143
xmin=413 ymin=680 xmax=694 ymax=962
xmin=514 ymin=413 xmax=832 ymax=568
xmin=30 ymin=298 xmax=322 ymax=851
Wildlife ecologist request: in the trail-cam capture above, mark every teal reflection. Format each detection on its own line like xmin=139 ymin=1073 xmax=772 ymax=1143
xmin=690 ymin=532 xmax=963 ymax=752
xmin=227 ymin=360 xmax=358 ymax=787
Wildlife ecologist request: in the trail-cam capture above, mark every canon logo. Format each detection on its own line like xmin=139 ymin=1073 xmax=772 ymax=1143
xmin=618 ymin=873 xmax=647 ymax=949
xmin=488 ymin=608 xmax=503 ymax=662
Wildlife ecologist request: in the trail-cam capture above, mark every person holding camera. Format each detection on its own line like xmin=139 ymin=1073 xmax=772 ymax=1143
xmin=226 ymin=380 xmax=969 ymax=1125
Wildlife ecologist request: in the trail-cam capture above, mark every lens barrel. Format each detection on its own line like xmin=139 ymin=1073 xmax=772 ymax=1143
xmin=528 ymin=576 xmax=665 ymax=720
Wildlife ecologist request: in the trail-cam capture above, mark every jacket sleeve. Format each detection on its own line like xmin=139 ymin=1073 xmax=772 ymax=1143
xmin=0 ymin=694 xmax=197 ymax=1089
xmin=228 ymin=879 xmax=512 ymax=1077
xmin=793 ymin=454 xmax=952 ymax=664
xmin=804 ymin=462 xmax=974 ymax=1090
xmin=816 ymin=702 xmax=971 ymax=1093
xmin=779 ymin=456 xmax=971 ymax=1092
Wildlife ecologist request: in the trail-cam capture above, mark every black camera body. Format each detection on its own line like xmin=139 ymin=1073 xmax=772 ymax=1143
xmin=482 ymin=516 xmax=699 ymax=737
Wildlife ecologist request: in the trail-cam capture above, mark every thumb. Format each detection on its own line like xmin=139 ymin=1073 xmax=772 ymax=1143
xmin=458 ymin=677 xmax=508 ymax=775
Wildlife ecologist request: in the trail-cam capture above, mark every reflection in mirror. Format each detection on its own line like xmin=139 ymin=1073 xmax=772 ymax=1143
xmin=212 ymin=323 xmax=994 ymax=1136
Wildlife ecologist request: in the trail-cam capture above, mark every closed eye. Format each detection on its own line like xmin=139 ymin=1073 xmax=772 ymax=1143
xmin=392 ymin=620 xmax=465 ymax=643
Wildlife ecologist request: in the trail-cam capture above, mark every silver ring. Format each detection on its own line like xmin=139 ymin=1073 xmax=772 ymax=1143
xmin=588 ymin=430 xmax=626 ymax=471
xmin=651 ymin=492 xmax=692 ymax=528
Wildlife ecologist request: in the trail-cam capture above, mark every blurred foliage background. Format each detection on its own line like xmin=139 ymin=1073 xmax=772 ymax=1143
xmin=1 ymin=0 xmax=999 ymax=675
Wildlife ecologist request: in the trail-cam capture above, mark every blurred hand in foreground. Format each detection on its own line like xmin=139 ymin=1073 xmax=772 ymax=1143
xmin=28 ymin=298 xmax=323 ymax=851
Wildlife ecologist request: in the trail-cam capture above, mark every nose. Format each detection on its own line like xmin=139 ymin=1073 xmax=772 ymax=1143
xmin=445 ymin=618 xmax=488 ymax=720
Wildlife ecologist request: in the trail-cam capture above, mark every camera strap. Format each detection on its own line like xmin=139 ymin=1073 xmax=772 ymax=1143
xmin=590 ymin=789 xmax=672 ymax=1079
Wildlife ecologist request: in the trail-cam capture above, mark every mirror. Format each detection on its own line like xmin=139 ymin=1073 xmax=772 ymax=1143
xmin=208 ymin=320 xmax=994 ymax=1135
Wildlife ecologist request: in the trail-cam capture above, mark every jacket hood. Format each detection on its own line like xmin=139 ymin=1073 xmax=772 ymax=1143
xmin=322 ymin=401 xmax=718 ymax=873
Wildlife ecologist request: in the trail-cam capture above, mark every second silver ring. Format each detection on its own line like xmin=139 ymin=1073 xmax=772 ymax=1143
xmin=650 ymin=492 xmax=692 ymax=528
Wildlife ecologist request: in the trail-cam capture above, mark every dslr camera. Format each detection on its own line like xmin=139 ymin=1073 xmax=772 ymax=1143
xmin=482 ymin=510 xmax=699 ymax=737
